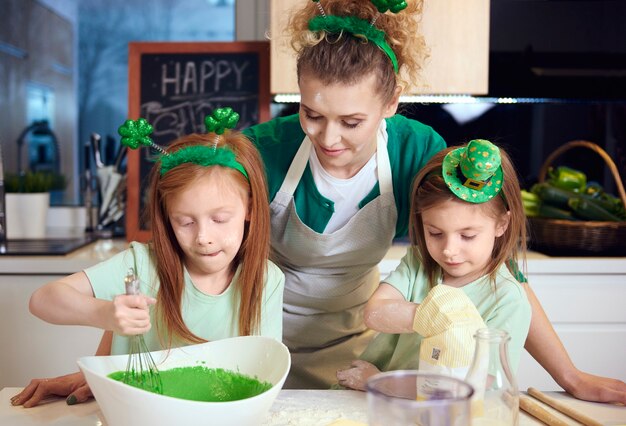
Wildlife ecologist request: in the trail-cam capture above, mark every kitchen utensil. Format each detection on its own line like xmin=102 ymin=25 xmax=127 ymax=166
xmin=98 ymin=144 xmax=126 ymax=220
xmin=366 ymin=371 xmax=474 ymax=426
xmin=100 ymin=200 xmax=125 ymax=227
xmin=77 ymin=336 xmax=290 ymax=426
xmin=520 ymin=396 xmax=569 ymax=426
xmin=123 ymin=267 xmax=162 ymax=394
xmin=528 ymin=387 xmax=603 ymax=426
xmin=90 ymin=132 xmax=116 ymax=211
xmin=113 ymin=143 xmax=127 ymax=172
xmin=99 ymin=173 xmax=126 ymax=226
xmin=89 ymin=132 xmax=105 ymax=169
xmin=98 ymin=168 xmax=124 ymax=219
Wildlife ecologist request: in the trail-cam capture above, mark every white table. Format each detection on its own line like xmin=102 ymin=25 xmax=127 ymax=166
xmin=2 ymin=388 xmax=626 ymax=425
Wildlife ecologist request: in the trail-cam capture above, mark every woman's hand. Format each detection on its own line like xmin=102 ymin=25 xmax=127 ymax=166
xmin=10 ymin=372 xmax=92 ymax=408
xmin=336 ymin=360 xmax=381 ymax=391
xmin=562 ymin=370 xmax=626 ymax=405
xmin=108 ymin=293 xmax=156 ymax=336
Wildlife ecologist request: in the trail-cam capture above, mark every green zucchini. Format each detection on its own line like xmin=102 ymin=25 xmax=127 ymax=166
xmin=567 ymin=197 xmax=622 ymax=222
xmin=521 ymin=190 xmax=540 ymax=216
xmin=533 ymin=182 xmax=626 ymax=219
xmin=531 ymin=183 xmax=573 ymax=209
xmin=538 ymin=203 xmax=579 ymax=220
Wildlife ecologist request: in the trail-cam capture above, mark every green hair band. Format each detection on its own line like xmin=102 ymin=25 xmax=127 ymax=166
xmin=308 ymin=15 xmax=399 ymax=73
xmin=118 ymin=109 xmax=249 ymax=180
xmin=159 ymin=145 xmax=248 ymax=180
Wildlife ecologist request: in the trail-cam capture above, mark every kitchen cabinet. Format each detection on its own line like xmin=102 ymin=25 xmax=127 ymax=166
xmin=517 ymin=257 xmax=626 ymax=391
xmin=270 ymin=0 xmax=490 ymax=95
xmin=0 ymin=240 xmax=126 ymax=389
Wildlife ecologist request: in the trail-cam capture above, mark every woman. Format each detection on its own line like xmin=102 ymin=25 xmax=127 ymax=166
xmin=244 ymin=0 xmax=626 ymax=402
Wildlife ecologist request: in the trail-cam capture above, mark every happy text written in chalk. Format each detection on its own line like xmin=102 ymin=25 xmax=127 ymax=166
xmin=161 ymin=60 xmax=249 ymax=97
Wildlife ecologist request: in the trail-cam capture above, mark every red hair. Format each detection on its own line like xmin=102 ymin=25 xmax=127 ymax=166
xmin=145 ymin=132 xmax=270 ymax=347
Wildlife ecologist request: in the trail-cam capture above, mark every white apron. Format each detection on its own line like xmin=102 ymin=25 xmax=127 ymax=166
xmin=269 ymin=123 xmax=398 ymax=388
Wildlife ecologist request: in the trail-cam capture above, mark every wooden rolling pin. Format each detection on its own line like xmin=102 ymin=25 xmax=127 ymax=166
xmin=520 ymin=396 xmax=569 ymax=426
xmin=527 ymin=387 xmax=603 ymax=426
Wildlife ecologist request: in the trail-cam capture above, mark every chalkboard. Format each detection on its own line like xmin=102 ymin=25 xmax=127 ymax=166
xmin=126 ymin=42 xmax=270 ymax=242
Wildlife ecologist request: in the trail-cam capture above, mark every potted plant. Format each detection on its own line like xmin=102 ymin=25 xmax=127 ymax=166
xmin=4 ymin=171 xmax=66 ymax=239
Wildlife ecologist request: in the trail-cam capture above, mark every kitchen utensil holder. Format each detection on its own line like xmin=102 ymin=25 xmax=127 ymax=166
xmin=528 ymin=140 xmax=626 ymax=256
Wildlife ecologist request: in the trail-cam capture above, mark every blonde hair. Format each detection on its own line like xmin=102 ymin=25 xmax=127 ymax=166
xmin=287 ymin=0 xmax=428 ymax=103
xmin=146 ymin=132 xmax=270 ymax=347
xmin=409 ymin=144 xmax=528 ymax=288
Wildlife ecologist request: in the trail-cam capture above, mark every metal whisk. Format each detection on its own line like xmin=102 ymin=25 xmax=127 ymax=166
xmin=123 ymin=267 xmax=163 ymax=394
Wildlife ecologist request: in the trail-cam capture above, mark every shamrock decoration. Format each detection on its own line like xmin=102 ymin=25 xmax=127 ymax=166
xmin=204 ymin=107 xmax=240 ymax=135
xmin=118 ymin=118 xmax=154 ymax=149
xmin=370 ymin=0 xmax=407 ymax=14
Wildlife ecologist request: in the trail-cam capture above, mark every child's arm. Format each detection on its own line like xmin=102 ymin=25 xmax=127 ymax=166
xmin=523 ymin=284 xmax=626 ymax=405
xmin=29 ymin=271 xmax=155 ymax=336
xmin=364 ymin=283 xmax=418 ymax=333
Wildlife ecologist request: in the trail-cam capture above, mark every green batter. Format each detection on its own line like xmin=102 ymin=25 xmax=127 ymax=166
xmin=108 ymin=366 xmax=272 ymax=402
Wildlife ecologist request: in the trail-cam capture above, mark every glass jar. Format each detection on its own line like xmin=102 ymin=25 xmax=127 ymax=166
xmin=465 ymin=328 xmax=519 ymax=425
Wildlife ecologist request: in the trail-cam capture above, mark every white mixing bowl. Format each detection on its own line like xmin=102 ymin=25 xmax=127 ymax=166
xmin=77 ymin=335 xmax=290 ymax=426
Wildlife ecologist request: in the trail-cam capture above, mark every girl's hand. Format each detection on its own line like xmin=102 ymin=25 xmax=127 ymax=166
xmin=564 ymin=370 xmax=626 ymax=405
xmin=108 ymin=293 xmax=156 ymax=336
xmin=336 ymin=360 xmax=381 ymax=391
xmin=10 ymin=371 xmax=92 ymax=408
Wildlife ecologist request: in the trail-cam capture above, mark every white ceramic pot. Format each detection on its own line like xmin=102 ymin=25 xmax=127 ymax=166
xmin=5 ymin=192 xmax=50 ymax=239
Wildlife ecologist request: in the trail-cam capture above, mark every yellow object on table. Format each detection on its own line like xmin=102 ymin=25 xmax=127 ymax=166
xmin=413 ymin=285 xmax=486 ymax=379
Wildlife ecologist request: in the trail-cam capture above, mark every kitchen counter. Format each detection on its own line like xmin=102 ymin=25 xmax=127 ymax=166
xmin=2 ymin=388 xmax=625 ymax=425
xmin=379 ymin=244 xmax=626 ymax=276
xmin=0 ymin=238 xmax=127 ymax=274
xmin=0 ymin=237 xmax=624 ymax=276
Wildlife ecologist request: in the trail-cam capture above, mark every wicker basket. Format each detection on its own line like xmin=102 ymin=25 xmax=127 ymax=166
xmin=528 ymin=140 xmax=626 ymax=256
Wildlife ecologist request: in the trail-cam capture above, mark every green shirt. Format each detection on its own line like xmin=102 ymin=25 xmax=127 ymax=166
xmin=243 ymin=114 xmax=446 ymax=237
xmin=360 ymin=247 xmax=531 ymax=373
xmin=85 ymin=242 xmax=285 ymax=355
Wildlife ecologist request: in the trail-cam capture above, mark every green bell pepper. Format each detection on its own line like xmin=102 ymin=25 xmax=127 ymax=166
xmin=547 ymin=166 xmax=587 ymax=192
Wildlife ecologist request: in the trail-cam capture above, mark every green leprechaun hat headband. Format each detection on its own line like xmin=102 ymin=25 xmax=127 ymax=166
xmin=309 ymin=0 xmax=407 ymax=74
xmin=442 ymin=139 xmax=504 ymax=204
xmin=118 ymin=107 xmax=248 ymax=179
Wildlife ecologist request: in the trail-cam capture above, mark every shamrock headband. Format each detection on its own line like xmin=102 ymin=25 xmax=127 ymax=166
xmin=442 ymin=139 xmax=504 ymax=204
xmin=310 ymin=0 xmax=408 ymax=74
xmin=118 ymin=107 xmax=248 ymax=179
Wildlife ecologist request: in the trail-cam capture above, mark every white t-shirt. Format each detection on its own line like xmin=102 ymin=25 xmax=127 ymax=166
xmin=309 ymin=148 xmax=377 ymax=234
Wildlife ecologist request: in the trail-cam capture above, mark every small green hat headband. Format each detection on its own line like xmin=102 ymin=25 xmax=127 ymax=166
xmin=442 ymin=139 xmax=504 ymax=204
xmin=309 ymin=0 xmax=407 ymax=74
xmin=118 ymin=107 xmax=248 ymax=179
